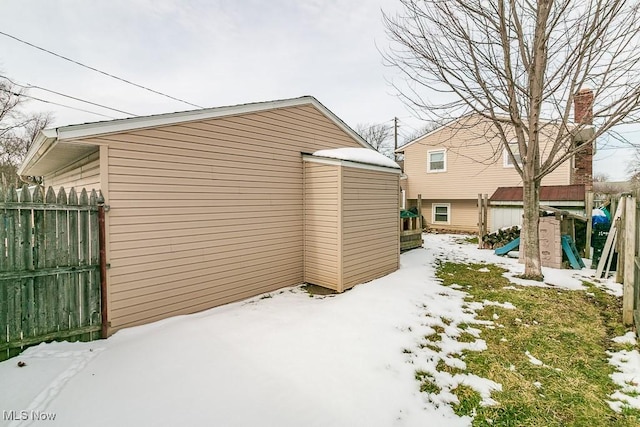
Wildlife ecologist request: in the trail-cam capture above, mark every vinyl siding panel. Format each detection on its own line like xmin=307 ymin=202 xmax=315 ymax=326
xmin=45 ymin=150 xmax=101 ymax=192
xmin=303 ymin=162 xmax=340 ymax=290
xmin=341 ymin=167 xmax=399 ymax=290
xmin=402 ymin=115 xmax=571 ymax=201
xmin=418 ymin=199 xmax=480 ymax=233
xmin=101 ymin=104 xmax=361 ymax=330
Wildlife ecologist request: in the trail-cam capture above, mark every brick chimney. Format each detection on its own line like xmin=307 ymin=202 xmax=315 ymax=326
xmin=572 ymin=88 xmax=594 ymax=191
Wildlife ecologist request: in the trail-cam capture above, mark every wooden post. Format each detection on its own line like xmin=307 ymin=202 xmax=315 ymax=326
xmin=478 ymin=194 xmax=483 ymax=248
xmin=611 ymin=197 xmax=617 ymax=222
xmin=483 ymin=193 xmax=489 ymax=234
xmin=616 ymin=197 xmax=626 ymax=284
xmin=585 ymin=191 xmax=593 ymax=258
xmin=596 ymin=200 xmax=624 ymax=278
xmin=98 ymin=202 xmax=108 ymax=338
xmin=417 ymin=194 xmax=422 ymax=231
xmin=623 ymin=195 xmax=636 ymax=325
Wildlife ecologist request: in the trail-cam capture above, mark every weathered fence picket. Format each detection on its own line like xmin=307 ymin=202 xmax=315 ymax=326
xmin=0 ymin=184 xmax=102 ymax=361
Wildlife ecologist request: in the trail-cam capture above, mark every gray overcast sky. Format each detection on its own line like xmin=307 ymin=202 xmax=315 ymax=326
xmin=0 ymin=0 xmax=632 ymax=180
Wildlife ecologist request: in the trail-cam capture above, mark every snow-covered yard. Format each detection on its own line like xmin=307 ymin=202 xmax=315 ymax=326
xmin=1 ymin=234 xmax=637 ymax=426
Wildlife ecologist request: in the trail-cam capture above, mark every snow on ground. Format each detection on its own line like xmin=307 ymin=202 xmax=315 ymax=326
xmin=607 ymin=333 xmax=640 ymax=413
xmin=0 ymin=234 xmax=636 ymax=426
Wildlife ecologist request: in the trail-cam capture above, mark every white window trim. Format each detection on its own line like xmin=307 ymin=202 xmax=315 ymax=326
xmin=432 ymin=203 xmax=451 ymax=225
xmin=427 ymin=149 xmax=447 ymax=173
xmin=503 ymin=142 xmax=521 ymax=168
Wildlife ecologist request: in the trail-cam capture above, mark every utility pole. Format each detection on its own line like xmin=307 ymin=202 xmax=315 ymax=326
xmin=393 ymin=117 xmax=398 ymax=161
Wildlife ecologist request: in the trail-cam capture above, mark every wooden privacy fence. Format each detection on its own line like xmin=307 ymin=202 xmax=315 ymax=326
xmin=0 ymin=184 xmax=104 ymax=361
xmin=626 ymin=192 xmax=640 ymax=332
xmin=595 ymin=192 xmax=639 ymax=334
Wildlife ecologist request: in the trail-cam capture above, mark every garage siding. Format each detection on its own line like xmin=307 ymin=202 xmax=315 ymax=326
xmin=303 ymin=162 xmax=340 ymax=290
xmin=46 ymin=151 xmax=101 ymax=192
xmin=102 ymin=104 xmax=361 ymax=330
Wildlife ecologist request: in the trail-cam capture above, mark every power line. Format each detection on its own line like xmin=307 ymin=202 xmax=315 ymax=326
xmin=0 ymin=75 xmax=135 ymax=116
xmin=0 ymin=30 xmax=204 ymax=109
xmin=0 ymin=87 xmax=116 ymax=119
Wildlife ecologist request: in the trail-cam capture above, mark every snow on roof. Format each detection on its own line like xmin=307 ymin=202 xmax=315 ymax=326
xmin=312 ymin=147 xmax=400 ymax=169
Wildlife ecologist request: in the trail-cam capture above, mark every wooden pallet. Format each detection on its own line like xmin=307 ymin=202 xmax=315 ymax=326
xmin=595 ymin=200 xmax=623 ymax=278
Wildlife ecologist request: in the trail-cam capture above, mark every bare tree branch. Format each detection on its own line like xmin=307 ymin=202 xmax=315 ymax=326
xmin=0 ymin=79 xmax=52 ymax=186
xmin=383 ymin=0 xmax=640 ymax=279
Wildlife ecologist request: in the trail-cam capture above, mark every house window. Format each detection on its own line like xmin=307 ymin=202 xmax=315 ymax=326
xmin=432 ymin=203 xmax=450 ymax=224
xmin=428 ymin=149 xmax=446 ymax=172
xmin=503 ymin=142 xmax=522 ymax=168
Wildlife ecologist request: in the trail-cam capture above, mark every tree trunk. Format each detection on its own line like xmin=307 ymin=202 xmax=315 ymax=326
xmin=521 ymin=178 xmax=543 ymax=280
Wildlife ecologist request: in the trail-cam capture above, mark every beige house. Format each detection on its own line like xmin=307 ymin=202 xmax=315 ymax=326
xmin=18 ymin=96 xmax=401 ymax=335
xmin=396 ymin=107 xmax=594 ymax=233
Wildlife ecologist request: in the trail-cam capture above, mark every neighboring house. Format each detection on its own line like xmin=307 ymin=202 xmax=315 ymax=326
xmin=396 ymin=92 xmax=594 ymax=232
xmin=18 ymin=96 xmax=401 ymax=335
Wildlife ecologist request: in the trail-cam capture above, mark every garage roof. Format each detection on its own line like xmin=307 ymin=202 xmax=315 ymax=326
xmin=490 ymin=184 xmax=586 ymax=202
xmin=19 ymin=96 xmax=373 ymax=177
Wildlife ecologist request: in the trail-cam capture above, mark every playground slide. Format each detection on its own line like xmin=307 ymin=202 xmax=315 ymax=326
xmin=494 ymin=237 xmax=520 ymax=256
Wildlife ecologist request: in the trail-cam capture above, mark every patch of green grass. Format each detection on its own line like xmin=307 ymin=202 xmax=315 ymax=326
xmin=420 ymin=342 xmax=441 ymax=352
xmin=436 ymin=359 xmax=465 ymax=375
xmin=426 ymin=325 xmax=446 ymax=342
xmin=415 ymin=370 xmax=441 ymax=394
xmin=456 ymin=236 xmax=479 ymax=245
xmin=429 ymin=261 xmax=640 ymax=426
xmin=452 ymin=384 xmax=482 ymax=417
xmin=458 ymin=332 xmax=477 ymax=343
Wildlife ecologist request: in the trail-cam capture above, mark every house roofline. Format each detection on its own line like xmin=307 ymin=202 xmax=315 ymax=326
xmin=395 ymin=114 xmax=472 ymax=153
xmin=19 ymin=96 xmax=373 ymax=176
xmin=395 ymin=112 xmax=589 ymax=153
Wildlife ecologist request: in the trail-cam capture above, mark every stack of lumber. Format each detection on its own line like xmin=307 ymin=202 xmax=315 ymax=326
xmin=481 ymin=226 xmax=521 ymax=249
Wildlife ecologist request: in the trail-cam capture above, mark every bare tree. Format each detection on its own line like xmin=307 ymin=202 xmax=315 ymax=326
xmin=0 ymin=80 xmax=52 ymax=186
xmin=400 ymin=121 xmax=444 ymax=146
xmin=356 ymin=123 xmax=394 ymax=158
xmin=384 ymin=0 xmax=640 ymax=279
xmin=626 ymin=149 xmax=640 ymax=182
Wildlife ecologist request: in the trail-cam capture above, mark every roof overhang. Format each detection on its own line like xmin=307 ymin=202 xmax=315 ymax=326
xmin=19 ymin=96 xmax=372 ymax=177
xmin=18 ymin=129 xmax=100 ymax=177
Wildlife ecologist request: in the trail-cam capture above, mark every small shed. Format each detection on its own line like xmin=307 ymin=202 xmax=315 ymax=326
xmin=490 ymin=184 xmax=586 ymax=231
xmin=303 ymin=148 xmax=401 ymax=292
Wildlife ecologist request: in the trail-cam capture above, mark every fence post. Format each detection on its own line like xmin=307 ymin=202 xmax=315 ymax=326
xmin=623 ymin=195 xmax=636 ymax=325
xmin=483 ymin=194 xmax=489 ymax=236
xmin=98 ymin=194 xmax=109 ymax=338
xmin=478 ymin=193 xmax=483 ymax=248
xmin=417 ymin=194 xmax=422 ymax=231
xmin=585 ymin=191 xmax=593 ymax=258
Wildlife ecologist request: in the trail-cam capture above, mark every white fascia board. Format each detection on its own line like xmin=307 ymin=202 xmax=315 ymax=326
xmin=17 ymin=128 xmax=58 ymax=175
xmin=302 ymin=154 xmax=402 ymax=174
xmin=53 ymin=96 xmax=373 ymax=149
